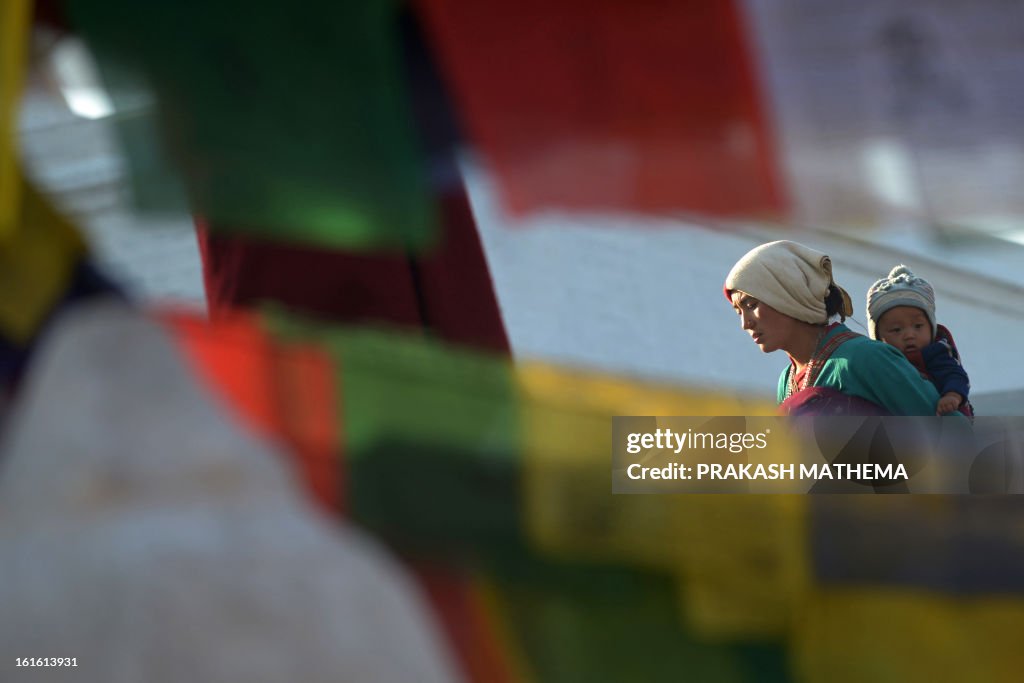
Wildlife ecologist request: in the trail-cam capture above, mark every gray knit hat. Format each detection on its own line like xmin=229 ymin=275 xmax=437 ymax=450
xmin=866 ymin=265 xmax=937 ymax=340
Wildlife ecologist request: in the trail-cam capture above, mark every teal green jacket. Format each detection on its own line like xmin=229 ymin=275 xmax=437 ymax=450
xmin=776 ymin=324 xmax=944 ymax=416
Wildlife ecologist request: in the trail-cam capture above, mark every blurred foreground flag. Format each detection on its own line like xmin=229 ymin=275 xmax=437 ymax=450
xmin=795 ymin=589 xmax=1024 ymax=683
xmin=267 ymin=316 xmax=524 ymax=557
xmin=0 ymin=304 xmax=463 ymax=683
xmin=794 ymin=497 xmax=1024 ymax=682
xmin=0 ymin=0 xmax=30 ymax=241
xmin=166 ymin=312 xmax=1024 ymax=681
xmin=416 ymin=0 xmax=787 ymax=219
xmin=0 ymin=175 xmax=85 ymax=345
xmin=63 ymin=0 xmax=437 ymax=250
xmin=810 ymin=497 xmax=1024 ymax=595
xmin=744 ymin=0 xmax=1024 ymax=229
xmin=482 ymin=557 xmax=790 ymax=683
xmin=164 ymin=311 xmax=794 ymax=681
xmin=161 ymin=309 xmax=343 ymax=514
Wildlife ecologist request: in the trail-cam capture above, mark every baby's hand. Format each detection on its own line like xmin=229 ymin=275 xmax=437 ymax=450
xmin=937 ymin=392 xmax=963 ymax=415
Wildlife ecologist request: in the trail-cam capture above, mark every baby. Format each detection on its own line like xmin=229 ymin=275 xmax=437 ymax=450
xmin=866 ymin=265 xmax=973 ymax=416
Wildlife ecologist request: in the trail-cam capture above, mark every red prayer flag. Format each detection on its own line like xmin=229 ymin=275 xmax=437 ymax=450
xmin=417 ymin=0 xmax=787 ymax=218
xmin=160 ymin=309 xmax=344 ymax=513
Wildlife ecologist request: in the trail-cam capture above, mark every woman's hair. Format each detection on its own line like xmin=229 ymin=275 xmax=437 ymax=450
xmin=825 ymin=284 xmax=848 ymax=322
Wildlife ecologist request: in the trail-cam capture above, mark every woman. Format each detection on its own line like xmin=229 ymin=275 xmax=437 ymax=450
xmin=724 ymin=240 xmax=943 ymax=416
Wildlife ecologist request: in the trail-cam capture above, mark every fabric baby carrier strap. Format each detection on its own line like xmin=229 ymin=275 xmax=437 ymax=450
xmin=935 ymin=324 xmax=975 ymax=417
xmin=780 ymin=329 xmax=885 ymax=416
xmin=935 ymin=324 xmax=962 ymax=362
xmin=802 ymin=329 xmax=860 ymax=388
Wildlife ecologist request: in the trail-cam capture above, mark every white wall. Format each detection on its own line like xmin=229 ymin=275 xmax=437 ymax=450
xmin=467 ymin=163 xmax=1024 ymax=404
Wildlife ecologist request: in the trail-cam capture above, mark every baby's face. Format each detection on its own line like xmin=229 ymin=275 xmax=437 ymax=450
xmin=877 ymin=306 xmax=932 ymax=354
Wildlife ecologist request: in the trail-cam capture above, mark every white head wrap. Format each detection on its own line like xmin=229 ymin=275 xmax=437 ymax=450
xmin=724 ymin=240 xmax=853 ymax=324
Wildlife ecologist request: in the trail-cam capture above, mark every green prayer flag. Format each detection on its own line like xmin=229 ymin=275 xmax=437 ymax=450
xmin=486 ymin=556 xmax=792 ymax=683
xmin=66 ymin=0 xmax=437 ymax=249
xmin=268 ymin=315 xmax=522 ymax=555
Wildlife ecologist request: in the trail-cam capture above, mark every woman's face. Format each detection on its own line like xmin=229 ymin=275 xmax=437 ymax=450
xmin=730 ymin=291 xmax=801 ymax=354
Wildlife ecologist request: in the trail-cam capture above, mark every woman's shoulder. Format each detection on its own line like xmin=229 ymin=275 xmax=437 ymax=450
xmin=824 ymin=328 xmax=916 ymax=380
xmin=830 ymin=329 xmax=903 ymax=363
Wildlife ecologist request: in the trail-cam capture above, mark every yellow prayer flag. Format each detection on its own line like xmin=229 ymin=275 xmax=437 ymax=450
xmin=0 ymin=176 xmax=86 ymax=343
xmin=675 ymin=495 xmax=808 ymax=639
xmin=518 ymin=362 xmax=808 ymax=639
xmin=0 ymin=0 xmax=30 ymax=242
xmin=794 ymin=588 xmax=1024 ymax=683
xmin=519 ymin=361 xmax=778 ymax=569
